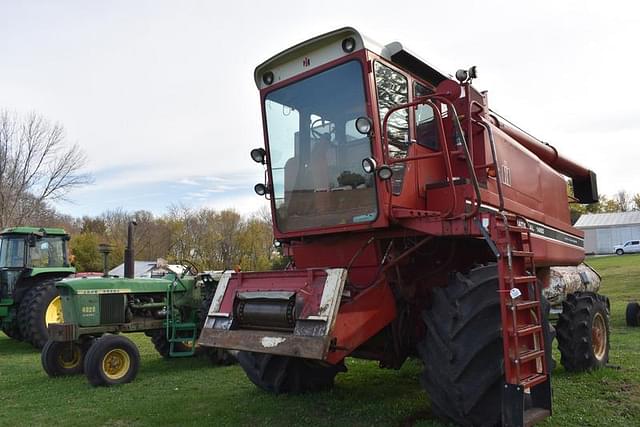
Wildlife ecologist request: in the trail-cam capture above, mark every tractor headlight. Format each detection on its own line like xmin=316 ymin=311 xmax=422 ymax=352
xmin=377 ymin=165 xmax=393 ymax=181
xmin=342 ymin=37 xmax=356 ymax=53
xmin=362 ymin=157 xmax=377 ymax=174
xmin=262 ymin=71 xmax=274 ymax=85
xmin=355 ymin=116 xmax=372 ymax=135
xmin=254 ymin=183 xmax=269 ymax=196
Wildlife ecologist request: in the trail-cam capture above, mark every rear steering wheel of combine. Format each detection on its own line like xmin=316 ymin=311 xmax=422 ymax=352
xmin=41 ymin=340 xmax=85 ymax=376
xmin=626 ymin=302 xmax=640 ymax=327
xmin=236 ymin=352 xmax=346 ymax=394
xmin=18 ymin=282 xmax=64 ymax=348
xmin=84 ymin=335 xmax=140 ymax=387
xmin=557 ymin=292 xmax=610 ymax=371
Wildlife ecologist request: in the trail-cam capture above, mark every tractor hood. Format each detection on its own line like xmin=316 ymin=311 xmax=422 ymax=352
xmin=57 ymin=276 xmax=176 ymax=294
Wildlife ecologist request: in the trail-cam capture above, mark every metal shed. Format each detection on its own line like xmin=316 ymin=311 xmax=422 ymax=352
xmin=575 ymin=211 xmax=640 ymax=254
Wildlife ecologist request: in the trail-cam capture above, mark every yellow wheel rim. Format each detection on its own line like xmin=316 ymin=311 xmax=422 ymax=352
xmin=57 ymin=344 xmax=82 ymax=369
xmin=102 ymin=349 xmax=131 ymax=380
xmin=45 ymin=296 xmax=64 ymax=326
xmin=592 ymin=312 xmax=607 ymax=361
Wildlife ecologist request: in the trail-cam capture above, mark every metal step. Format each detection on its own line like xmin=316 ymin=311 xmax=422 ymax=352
xmin=512 ymin=275 xmax=537 ymax=285
xmin=520 ymin=373 xmax=547 ymax=389
xmin=511 ymin=250 xmax=535 ymax=258
xmin=513 ymin=324 xmax=542 ymax=337
xmin=512 ymin=300 xmax=540 ymax=310
xmin=516 ymin=349 xmax=545 ymax=364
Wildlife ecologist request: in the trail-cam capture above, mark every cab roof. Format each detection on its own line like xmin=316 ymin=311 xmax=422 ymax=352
xmin=254 ymin=27 xmax=452 ymax=90
xmin=0 ymin=226 xmax=68 ymax=236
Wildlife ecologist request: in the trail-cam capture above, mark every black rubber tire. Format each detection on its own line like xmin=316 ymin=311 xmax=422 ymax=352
xmin=18 ymin=282 xmax=61 ymax=349
xmin=626 ymin=302 xmax=640 ymax=327
xmin=41 ymin=340 xmax=85 ymax=376
xmin=150 ymin=329 xmax=191 ymax=358
xmin=557 ymin=292 xmax=610 ymax=372
xmin=197 ymin=286 xmax=236 ymax=365
xmin=84 ymin=334 xmax=140 ymax=387
xmin=237 ymin=351 xmax=346 ymax=394
xmin=616 ymin=249 xmax=624 ymax=255
xmin=418 ymin=264 xmax=504 ymax=427
xmin=1 ymin=314 xmax=23 ymax=341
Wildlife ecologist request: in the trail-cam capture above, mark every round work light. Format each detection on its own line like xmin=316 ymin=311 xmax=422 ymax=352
xmin=254 ymin=183 xmax=268 ymax=196
xmin=342 ymin=37 xmax=356 ymax=53
xmin=355 ymin=116 xmax=372 ymax=135
xmin=362 ymin=157 xmax=377 ymax=174
xmin=262 ymin=71 xmax=274 ymax=85
xmin=250 ymin=148 xmax=266 ymax=164
xmin=377 ymin=165 xmax=393 ymax=181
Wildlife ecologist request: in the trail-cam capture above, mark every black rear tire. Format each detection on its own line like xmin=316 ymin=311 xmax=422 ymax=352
xmin=1 ymin=314 xmax=23 ymax=341
xmin=557 ymin=292 xmax=610 ymax=372
xmin=237 ymin=351 xmax=346 ymax=394
xmin=418 ymin=264 xmax=504 ymax=427
xmin=84 ymin=334 xmax=140 ymax=386
xmin=18 ymin=282 xmax=62 ymax=348
xmin=41 ymin=340 xmax=84 ymax=376
xmin=626 ymin=302 xmax=640 ymax=327
xmin=150 ymin=329 xmax=192 ymax=358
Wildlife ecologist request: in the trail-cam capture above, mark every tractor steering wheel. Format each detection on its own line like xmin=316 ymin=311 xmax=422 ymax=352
xmin=310 ymin=118 xmax=335 ymax=141
xmin=178 ymin=259 xmax=199 ymax=277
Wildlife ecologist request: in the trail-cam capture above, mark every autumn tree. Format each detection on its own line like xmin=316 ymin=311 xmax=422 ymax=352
xmin=0 ymin=110 xmax=92 ymax=227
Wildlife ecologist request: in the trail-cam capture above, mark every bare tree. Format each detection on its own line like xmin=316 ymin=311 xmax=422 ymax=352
xmin=614 ymin=189 xmax=630 ymax=212
xmin=0 ymin=110 xmax=92 ymax=227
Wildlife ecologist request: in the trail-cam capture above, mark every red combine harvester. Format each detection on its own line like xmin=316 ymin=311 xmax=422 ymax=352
xmin=200 ymin=28 xmax=601 ymax=426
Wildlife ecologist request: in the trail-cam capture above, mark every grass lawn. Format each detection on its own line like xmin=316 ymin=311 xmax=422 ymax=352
xmin=1 ymin=254 xmax=639 ymax=427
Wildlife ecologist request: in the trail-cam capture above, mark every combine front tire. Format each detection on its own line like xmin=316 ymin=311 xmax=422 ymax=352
xmin=626 ymin=302 xmax=640 ymax=327
xmin=418 ymin=265 xmax=504 ymax=427
xmin=18 ymin=283 xmax=63 ymax=348
xmin=84 ymin=335 xmax=140 ymax=386
xmin=41 ymin=340 xmax=84 ymax=376
xmin=557 ymin=292 xmax=610 ymax=371
xmin=237 ymin=352 xmax=346 ymax=394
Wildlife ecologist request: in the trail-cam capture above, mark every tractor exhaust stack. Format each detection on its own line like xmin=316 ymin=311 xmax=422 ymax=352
xmin=124 ymin=221 xmax=137 ymax=279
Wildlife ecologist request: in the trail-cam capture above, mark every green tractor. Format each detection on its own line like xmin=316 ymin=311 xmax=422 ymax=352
xmin=41 ymin=222 xmax=233 ymax=386
xmin=0 ymin=227 xmax=75 ymax=348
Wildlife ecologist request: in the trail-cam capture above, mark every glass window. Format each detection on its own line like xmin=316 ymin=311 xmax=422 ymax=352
xmin=0 ymin=237 xmax=26 ymax=268
xmin=264 ymin=60 xmax=378 ymax=233
xmin=414 ymin=82 xmax=439 ymax=150
xmin=374 ymin=62 xmax=409 ymax=195
xmin=29 ymin=237 xmax=66 ymax=268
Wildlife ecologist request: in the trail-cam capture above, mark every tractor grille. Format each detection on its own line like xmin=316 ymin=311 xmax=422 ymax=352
xmin=100 ymin=294 xmax=126 ymax=324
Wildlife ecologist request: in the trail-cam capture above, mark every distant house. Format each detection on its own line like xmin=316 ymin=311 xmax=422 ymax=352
xmin=108 ymin=260 xmax=185 ymax=278
xmin=575 ymin=212 xmax=640 ymax=254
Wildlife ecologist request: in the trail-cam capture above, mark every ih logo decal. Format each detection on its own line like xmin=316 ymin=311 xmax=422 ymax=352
xmin=501 ymin=162 xmax=512 ymax=187
xmin=302 ymin=57 xmax=311 ymax=67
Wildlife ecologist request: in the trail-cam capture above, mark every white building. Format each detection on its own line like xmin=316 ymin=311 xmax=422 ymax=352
xmin=575 ymin=212 xmax=640 ymax=254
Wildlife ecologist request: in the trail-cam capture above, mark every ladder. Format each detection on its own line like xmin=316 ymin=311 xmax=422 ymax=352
xmin=492 ymin=213 xmax=552 ymax=426
xmin=165 ymin=280 xmax=197 ymax=358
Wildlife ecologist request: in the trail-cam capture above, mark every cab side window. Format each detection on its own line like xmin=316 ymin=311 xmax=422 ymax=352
xmin=414 ymin=82 xmax=439 ymax=150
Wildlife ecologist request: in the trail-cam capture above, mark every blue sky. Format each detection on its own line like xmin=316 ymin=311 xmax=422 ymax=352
xmin=1 ymin=1 xmax=639 ymax=218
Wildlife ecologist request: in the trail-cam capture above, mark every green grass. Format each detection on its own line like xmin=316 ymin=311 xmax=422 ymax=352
xmin=1 ymin=254 xmax=640 ymax=426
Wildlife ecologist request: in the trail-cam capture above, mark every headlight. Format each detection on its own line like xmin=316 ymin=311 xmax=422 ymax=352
xmin=250 ymin=148 xmax=266 ymax=164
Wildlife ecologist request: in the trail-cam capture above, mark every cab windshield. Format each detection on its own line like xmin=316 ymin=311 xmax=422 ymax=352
xmin=264 ymin=60 xmax=377 ymax=233
xmin=29 ymin=236 xmax=67 ymax=268
xmin=0 ymin=237 xmax=26 ymax=268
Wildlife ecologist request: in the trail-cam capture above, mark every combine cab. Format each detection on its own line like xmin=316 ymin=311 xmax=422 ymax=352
xmin=200 ymin=28 xmax=603 ymax=426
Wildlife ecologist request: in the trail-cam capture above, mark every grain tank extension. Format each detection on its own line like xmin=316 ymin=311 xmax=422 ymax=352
xmin=200 ymin=28 xmax=605 ymax=426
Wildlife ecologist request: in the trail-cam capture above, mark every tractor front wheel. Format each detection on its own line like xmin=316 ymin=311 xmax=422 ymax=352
xmin=418 ymin=264 xmax=504 ymax=426
xmin=557 ymin=292 xmax=610 ymax=371
xmin=84 ymin=335 xmax=140 ymax=386
xmin=18 ymin=283 xmax=63 ymax=348
xmin=237 ymin=351 xmax=346 ymax=394
xmin=41 ymin=340 xmax=85 ymax=376
xmin=626 ymin=302 xmax=640 ymax=327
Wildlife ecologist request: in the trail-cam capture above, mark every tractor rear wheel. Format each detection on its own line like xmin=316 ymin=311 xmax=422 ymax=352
xmin=41 ymin=340 xmax=84 ymax=376
xmin=197 ymin=286 xmax=236 ymax=365
xmin=84 ymin=334 xmax=140 ymax=386
xmin=1 ymin=315 xmax=23 ymax=340
xmin=557 ymin=292 xmax=610 ymax=371
xmin=626 ymin=302 xmax=640 ymax=327
xmin=150 ymin=329 xmax=191 ymax=358
xmin=18 ymin=282 xmax=63 ymax=348
xmin=237 ymin=351 xmax=346 ymax=394
xmin=418 ymin=264 xmax=504 ymax=427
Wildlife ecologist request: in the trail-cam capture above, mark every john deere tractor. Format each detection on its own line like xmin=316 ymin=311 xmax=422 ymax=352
xmin=0 ymin=227 xmax=75 ymax=348
xmin=41 ymin=222 xmax=233 ymax=386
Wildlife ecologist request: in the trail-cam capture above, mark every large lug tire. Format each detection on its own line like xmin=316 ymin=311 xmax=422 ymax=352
xmin=557 ymin=292 xmax=610 ymax=372
xmin=197 ymin=286 xmax=236 ymax=365
xmin=417 ymin=264 xmax=504 ymax=427
xmin=41 ymin=340 xmax=85 ymax=376
xmin=18 ymin=282 xmax=63 ymax=349
xmin=150 ymin=329 xmax=191 ymax=358
xmin=84 ymin=334 xmax=140 ymax=387
xmin=237 ymin=351 xmax=346 ymax=394
xmin=1 ymin=314 xmax=23 ymax=341
xmin=626 ymin=302 xmax=640 ymax=327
